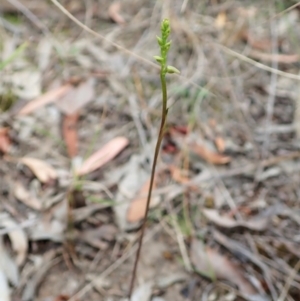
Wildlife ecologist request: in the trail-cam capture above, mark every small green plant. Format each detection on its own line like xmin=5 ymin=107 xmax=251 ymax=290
xmin=0 ymin=42 xmax=27 ymax=111
xmin=128 ymin=18 xmax=179 ymax=299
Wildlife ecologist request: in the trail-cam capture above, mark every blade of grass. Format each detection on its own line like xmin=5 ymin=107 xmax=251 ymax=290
xmin=0 ymin=42 xmax=27 ymax=71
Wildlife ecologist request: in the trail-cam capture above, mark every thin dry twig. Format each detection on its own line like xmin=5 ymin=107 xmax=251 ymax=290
xmin=50 ymin=0 xmax=158 ymax=70
xmin=278 ymin=260 xmax=300 ymax=301
xmin=215 ymin=43 xmax=300 ymax=81
xmin=261 ymin=1 xmax=300 ymax=25
xmin=5 ymin=0 xmax=51 ymax=34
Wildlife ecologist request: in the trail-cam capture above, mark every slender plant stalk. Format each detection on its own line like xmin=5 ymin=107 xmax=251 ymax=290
xmin=128 ymin=19 xmax=179 ymax=299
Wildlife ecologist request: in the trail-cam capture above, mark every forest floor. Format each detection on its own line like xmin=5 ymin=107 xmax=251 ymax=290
xmin=0 ymin=1 xmax=300 ymax=301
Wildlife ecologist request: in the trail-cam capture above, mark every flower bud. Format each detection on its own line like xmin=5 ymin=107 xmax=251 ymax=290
xmin=166 ymin=65 xmax=180 ymax=74
xmin=156 ymin=36 xmax=163 ymax=46
xmin=154 ymin=56 xmax=163 ymax=63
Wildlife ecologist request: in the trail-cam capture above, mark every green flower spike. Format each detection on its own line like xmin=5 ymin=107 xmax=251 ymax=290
xmin=129 ymin=19 xmax=179 ymax=300
xmin=154 ymin=19 xmax=180 ymax=76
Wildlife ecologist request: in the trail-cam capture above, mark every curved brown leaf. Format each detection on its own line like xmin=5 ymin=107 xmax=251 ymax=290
xmin=18 ymin=84 xmax=72 ymax=115
xmin=191 ymin=143 xmax=231 ymax=165
xmin=76 ymin=136 xmax=129 ymax=176
xmin=0 ymin=128 xmax=11 ymax=154
xmin=20 ymin=157 xmax=57 ymax=183
xmin=191 ymin=239 xmax=258 ymax=296
xmin=203 ymin=209 xmax=268 ymax=231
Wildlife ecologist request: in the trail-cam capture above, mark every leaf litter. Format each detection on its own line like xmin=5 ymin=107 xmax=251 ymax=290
xmin=190 ymin=239 xmax=265 ymax=300
xmin=76 ymin=136 xmax=129 ymax=176
xmin=1 ymin=1 xmax=300 ymax=300
xmin=202 ymin=209 xmax=269 ymax=231
xmin=19 ymin=157 xmax=57 ymax=183
xmin=0 ymin=213 xmax=28 ymax=266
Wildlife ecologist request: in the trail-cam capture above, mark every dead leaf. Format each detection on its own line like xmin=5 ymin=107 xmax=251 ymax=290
xmin=249 ymin=50 xmax=299 ymax=64
xmin=108 ymin=2 xmax=126 ymax=25
xmin=76 ymin=136 xmax=129 ymax=176
xmin=203 ymin=209 xmax=268 ymax=231
xmin=127 ymin=175 xmax=161 ymax=223
xmin=191 ymin=143 xmax=231 ymax=165
xmin=190 ymin=239 xmax=257 ymax=296
xmin=72 ymin=203 xmax=108 ymax=223
xmin=214 ymin=136 xmax=225 ymax=153
xmin=241 ymin=31 xmax=273 ymax=51
xmin=0 ymin=270 xmax=10 ymax=301
xmin=156 ymin=272 xmax=187 ymax=289
xmin=18 ymin=84 xmax=72 ymax=115
xmin=0 ymin=214 xmax=28 ymax=266
xmin=131 ymin=282 xmax=153 ymax=301
xmin=212 ymin=230 xmax=276 ymax=300
xmin=114 ymin=152 xmax=150 ymax=230
xmin=62 ymin=112 xmax=79 ymax=158
xmin=20 ymin=157 xmax=57 ymax=183
xmin=14 ymin=182 xmax=42 ymax=211
xmin=0 ymin=237 xmax=19 ymax=286
xmin=78 ymin=224 xmax=117 ymax=250
xmin=55 ymin=78 xmax=95 ymax=115
xmin=215 ymin=12 xmax=227 ymax=29
xmin=22 ymin=250 xmax=58 ymax=301
xmin=29 ymin=200 xmax=67 ymax=242
xmin=169 ymin=165 xmax=190 ymax=184
xmin=0 ymin=128 xmax=11 ymax=154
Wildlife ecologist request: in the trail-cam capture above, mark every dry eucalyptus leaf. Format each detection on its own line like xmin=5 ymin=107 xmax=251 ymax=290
xmin=76 ymin=136 xmax=129 ymax=176
xmin=131 ymin=282 xmax=153 ymax=301
xmin=155 ymin=272 xmax=187 ymax=289
xmin=20 ymin=157 xmax=57 ymax=183
xmin=14 ymin=182 xmax=42 ymax=210
xmin=29 ymin=200 xmax=67 ymax=242
xmin=0 ymin=215 xmax=28 ymax=266
xmin=0 ymin=237 xmax=19 ymax=286
xmin=214 ymin=136 xmax=225 ymax=153
xmin=78 ymin=224 xmax=117 ymax=250
xmin=127 ymin=175 xmax=160 ymax=223
xmin=114 ymin=150 xmax=151 ymax=230
xmin=0 ymin=270 xmax=10 ymax=301
xmin=191 ymin=143 xmax=231 ymax=165
xmin=203 ymin=209 xmax=268 ymax=231
xmin=22 ymin=251 xmax=58 ymax=301
xmin=190 ymin=239 xmax=257 ymax=296
xmin=18 ymin=84 xmax=72 ymax=115
xmin=0 ymin=128 xmax=11 ymax=154
xmin=72 ymin=203 xmax=109 ymax=223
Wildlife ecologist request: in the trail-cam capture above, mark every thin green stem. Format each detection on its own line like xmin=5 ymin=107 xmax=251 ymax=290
xmin=129 ymin=18 xmax=178 ymax=299
xmin=128 ymin=69 xmax=168 ymax=299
